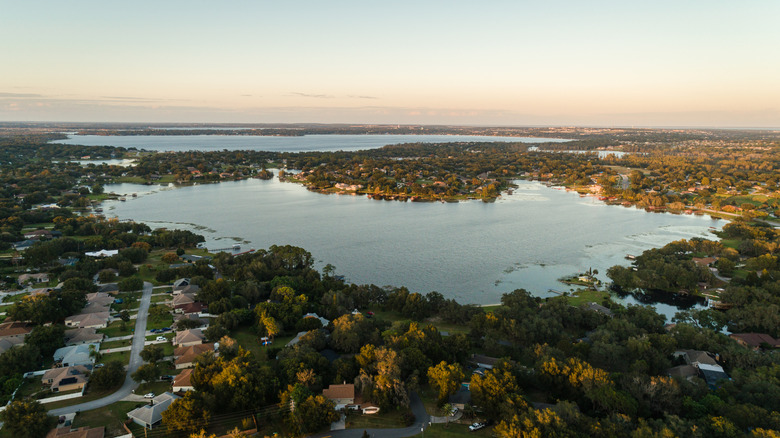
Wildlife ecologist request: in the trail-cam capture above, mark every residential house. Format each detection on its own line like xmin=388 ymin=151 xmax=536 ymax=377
xmin=127 ymin=392 xmax=180 ymax=429
xmin=0 ymin=321 xmax=33 ymax=344
xmin=45 ymin=426 xmax=104 ymax=438
xmin=54 ymin=343 xmax=99 ymax=367
xmin=171 ymin=293 xmax=196 ymax=308
xmin=0 ymin=338 xmax=17 ymax=354
xmin=85 ymin=292 xmax=115 ymax=307
xmin=174 ymin=343 xmax=215 ymax=369
xmin=302 ymin=313 xmax=330 ymax=327
xmin=448 ymin=386 xmax=472 ymax=410
xmin=172 ymin=368 xmax=195 ymax=392
xmin=64 ymin=312 xmax=110 ymax=329
xmin=469 ymin=354 xmax=507 ymax=370
xmin=173 ymin=329 xmax=205 ymax=347
xmin=42 ymin=365 xmax=90 ymax=392
xmin=177 ymin=302 xmax=206 ymax=316
xmin=23 ymin=229 xmax=61 ymax=240
xmin=172 ymin=278 xmax=191 ymax=293
xmin=173 ymin=313 xmax=206 ymax=329
xmin=730 ymin=333 xmax=780 ymax=350
xmin=64 ymin=328 xmax=104 ymax=346
xmin=84 ymin=249 xmax=119 ymax=258
xmin=670 ymin=349 xmax=730 ymax=389
xmin=322 ymin=383 xmax=355 ymax=409
xmin=583 ymin=302 xmax=614 ymax=317
xmin=17 ymin=273 xmax=50 ymax=285
xmin=98 ymin=283 xmax=119 ymax=294
xmin=78 ymin=301 xmax=111 ymax=314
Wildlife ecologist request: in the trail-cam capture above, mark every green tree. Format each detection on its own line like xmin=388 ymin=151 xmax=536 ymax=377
xmin=140 ymin=344 xmax=164 ymax=364
xmin=90 ymin=361 xmax=124 ymax=389
xmin=0 ymin=400 xmax=55 ymax=438
xmin=132 ymin=363 xmax=160 ymax=383
xmin=427 ymin=361 xmax=465 ymax=404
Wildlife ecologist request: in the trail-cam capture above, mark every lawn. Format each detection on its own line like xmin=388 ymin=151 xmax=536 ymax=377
xmin=147 ymin=314 xmax=174 ymax=330
xmin=231 ymin=326 xmax=294 ymax=360
xmin=44 ymin=386 xmax=121 ymax=410
xmin=344 ymin=408 xmax=410 ymax=429
xmin=369 ymin=308 xmax=469 ymax=335
xmin=563 ymin=289 xmax=610 ymax=307
xmin=71 ymin=401 xmax=139 ymax=438
xmin=135 ymin=380 xmax=172 ymax=396
xmin=99 ymin=321 xmax=133 ymax=338
xmin=1 ymin=292 xmax=28 ymax=303
xmin=101 ymin=339 xmax=133 ymax=349
xmin=100 ymin=351 xmax=131 ymax=365
xmin=151 ymin=294 xmax=171 ymax=303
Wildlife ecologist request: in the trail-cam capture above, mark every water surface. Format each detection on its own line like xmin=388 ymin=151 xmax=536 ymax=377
xmin=103 ymin=178 xmax=719 ymax=316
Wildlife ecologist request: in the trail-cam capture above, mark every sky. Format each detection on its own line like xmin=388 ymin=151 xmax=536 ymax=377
xmin=1 ymin=1 xmax=779 ymax=127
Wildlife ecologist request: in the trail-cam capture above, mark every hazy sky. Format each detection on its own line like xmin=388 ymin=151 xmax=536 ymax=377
xmin=1 ymin=1 xmax=779 ymax=126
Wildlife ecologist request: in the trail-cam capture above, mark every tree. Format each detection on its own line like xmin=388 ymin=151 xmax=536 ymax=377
xmin=162 ymin=252 xmax=180 ymax=264
xmin=140 ymin=344 xmax=164 ymax=364
xmin=25 ymin=325 xmax=64 ymax=358
xmin=0 ymin=400 xmax=55 ymax=438
xmin=162 ymin=392 xmax=211 ymax=434
xmin=132 ymin=363 xmax=160 ymax=383
xmin=118 ymin=277 xmax=143 ymax=291
xmin=119 ymin=310 xmax=131 ymax=323
xmin=90 ymin=361 xmax=124 ymax=389
xmin=427 ymin=361 xmax=465 ymax=403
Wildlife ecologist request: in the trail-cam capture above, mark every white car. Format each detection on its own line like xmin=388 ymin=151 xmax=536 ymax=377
xmin=155 ymin=336 xmax=167 ymax=341
xmin=450 ymin=406 xmax=459 ymax=415
xmin=143 ymin=393 xmax=154 ymax=398
xmin=469 ymin=422 xmax=486 ymax=431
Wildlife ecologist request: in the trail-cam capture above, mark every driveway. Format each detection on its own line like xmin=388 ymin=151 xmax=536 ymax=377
xmin=312 ymin=391 xmax=429 ymax=438
xmin=49 ymin=281 xmax=153 ymax=416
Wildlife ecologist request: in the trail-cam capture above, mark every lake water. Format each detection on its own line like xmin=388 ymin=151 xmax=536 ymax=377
xmin=102 ymin=178 xmax=720 ymax=317
xmin=53 ymin=134 xmax=570 ymax=152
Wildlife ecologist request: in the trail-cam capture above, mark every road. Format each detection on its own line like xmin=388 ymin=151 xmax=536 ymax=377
xmin=311 ymin=392 xmax=429 ymax=438
xmin=49 ymin=281 xmax=153 ymax=416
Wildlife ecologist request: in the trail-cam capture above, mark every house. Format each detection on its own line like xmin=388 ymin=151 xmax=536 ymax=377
xmin=173 ymin=313 xmax=207 ymax=329
xmin=671 ymin=349 xmax=730 ymax=389
xmin=322 ymin=383 xmax=355 ymax=409
xmin=85 ymin=292 xmax=115 ymax=307
xmin=730 ymin=333 xmax=780 ymax=350
xmin=448 ymin=386 xmax=472 ymax=410
xmin=85 ymin=249 xmax=119 ymax=258
xmin=469 ymin=354 xmax=504 ymax=370
xmin=98 ymin=283 xmax=119 ymax=294
xmin=174 ymin=343 xmax=215 ymax=369
xmin=54 ymin=343 xmax=99 ymax=367
xmin=23 ymin=229 xmax=60 ymax=240
xmin=174 ymin=284 xmax=200 ymax=296
xmin=0 ymin=321 xmax=33 ymax=343
xmin=286 ymin=331 xmax=308 ymax=348
xmin=583 ymin=302 xmax=613 ymax=317
xmin=692 ymin=257 xmax=718 ymax=267
xmin=177 ymin=302 xmax=206 ymax=316
xmin=172 ymin=368 xmax=195 ymax=392
xmin=64 ymin=312 xmax=110 ymax=329
xmin=302 ymin=313 xmax=330 ymax=327
xmin=28 ymin=288 xmax=52 ymax=297
xmin=127 ymin=392 xmax=180 ymax=429
xmin=173 ymin=329 xmax=205 ymax=347
xmin=13 ymin=240 xmax=36 ymax=251
xmin=17 ymin=273 xmax=50 ymax=285
xmin=78 ymin=302 xmax=111 ymax=315
xmin=42 ymin=365 xmax=90 ymax=392
xmin=0 ymin=338 xmax=20 ymax=354
xmin=45 ymin=426 xmax=104 ymax=438
xmin=65 ymin=328 xmax=104 ymax=346
xmin=171 ymin=293 xmax=196 ymax=308
xmin=172 ymin=278 xmax=191 ymax=292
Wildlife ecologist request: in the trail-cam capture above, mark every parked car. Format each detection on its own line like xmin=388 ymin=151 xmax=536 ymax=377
xmin=143 ymin=393 xmax=155 ymax=398
xmin=469 ymin=422 xmax=486 ymax=431
xmin=450 ymin=406 xmax=459 ymax=415
xmin=150 ymin=328 xmax=160 ymax=333
xmin=161 ymin=327 xmax=171 ymax=332
xmin=160 ymin=375 xmax=173 ymax=381
xmin=94 ymin=363 xmax=104 ymax=368
xmin=155 ymin=336 xmax=167 ymax=341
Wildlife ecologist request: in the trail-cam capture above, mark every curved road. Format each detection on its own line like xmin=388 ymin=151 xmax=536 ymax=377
xmin=312 ymin=392 xmax=429 ymax=438
xmin=49 ymin=282 xmax=153 ymax=416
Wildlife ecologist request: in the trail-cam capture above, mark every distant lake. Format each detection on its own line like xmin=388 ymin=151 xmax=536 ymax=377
xmin=52 ymin=134 xmax=570 ymax=152
xmin=102 ymin=178 xmax=720 ymax=318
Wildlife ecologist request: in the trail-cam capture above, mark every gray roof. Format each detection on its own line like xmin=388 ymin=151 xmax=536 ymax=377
xmin=54 ymin=343 xmax=99 ymax=366
xmin=127 ymin=392 xmax=180 ymax=428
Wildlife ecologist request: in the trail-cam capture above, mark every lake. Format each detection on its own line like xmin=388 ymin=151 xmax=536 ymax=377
xmin=53 ymin=134 xmax=570 ymax=152
xmin=102 ymin=178 xmax=720 ymax=317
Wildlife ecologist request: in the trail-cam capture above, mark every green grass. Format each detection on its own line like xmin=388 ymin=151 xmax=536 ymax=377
xmin=151 ymin=294 xmax=171 ymax=303
xmin=43 ymin=386 xmax=121 ymax=410
xmin=563 ymin=289 xmax=610 ymax=307
xmin=231 ymin=326 xmax=294 ymax=360
xmin=115 ymin=176 xmax=147 ymax=183
xmin=344 ymin=408 xmax=410 ymax=429
xmin=135 ymin=380 xmax=172 ymax=396
xmin=100 ymin=339 xmax=133 ymax=349
xmin=480 ymin=305 xmax=503 ymax=312
xmin=100 ymin=350 xmax=131 ymax=365
xmin=98 ymin=321 xmax=133 ymax=338
xmin=71 ymin=401 xmax=140 ymax=437
xmin=1 ymin=292 xmax=28 ymax=303
xmin=147 ymin=314 xmax=174 ymax=330
xmin=721 ymin=238 xmax=740 ymax=249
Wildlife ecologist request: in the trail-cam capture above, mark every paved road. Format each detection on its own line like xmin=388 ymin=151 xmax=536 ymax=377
xmin=311 ymin=392 xmax=429 ymax=438
xmin=49 ymin=282 xmax=153 ymax=416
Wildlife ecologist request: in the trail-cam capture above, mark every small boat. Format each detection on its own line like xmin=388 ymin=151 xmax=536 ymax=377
xmin=232 ymin=244 xmax=241 ymax=250
xmin=119 ymin=197 xmax=126 ymax=202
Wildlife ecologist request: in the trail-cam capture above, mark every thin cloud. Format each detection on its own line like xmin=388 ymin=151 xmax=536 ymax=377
xmin=348 ymin=95 xmax=378 ymax=100
xmin=289 ymin=92 xmax=335 ymax=99
xmin=0 ymin=92 xmax=43 ymax=98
